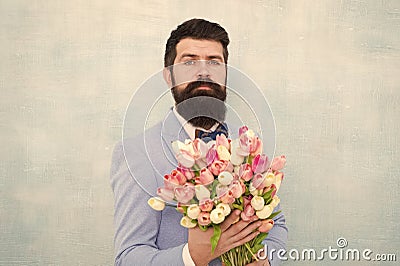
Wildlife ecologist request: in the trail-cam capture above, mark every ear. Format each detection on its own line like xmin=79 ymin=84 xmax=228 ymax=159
xmin=163 ymin=67 xmax=173 ymax=88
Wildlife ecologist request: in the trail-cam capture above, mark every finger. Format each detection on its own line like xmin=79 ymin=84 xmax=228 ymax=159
xmin=224 ymin=216 xmax=259 ymax=236
xmin=220 ymin=209 xmax=241 ymax=232
xmin=228 ymin=221 xmax=262 ymax=243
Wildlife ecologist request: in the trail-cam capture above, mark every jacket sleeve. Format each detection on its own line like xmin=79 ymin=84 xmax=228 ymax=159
xmin=262 ymin=203 xmax=288 ymax=266
xmin=110 ymin=141 xmax=186 ymax=266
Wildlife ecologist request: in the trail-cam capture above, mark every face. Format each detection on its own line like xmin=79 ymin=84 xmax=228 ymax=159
xmin=164 ymin=38 xmax=228 ymax=129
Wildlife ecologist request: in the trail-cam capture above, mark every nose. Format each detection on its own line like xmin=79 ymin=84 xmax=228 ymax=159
xmin=196 ymin=60 xmax=210 ymax=79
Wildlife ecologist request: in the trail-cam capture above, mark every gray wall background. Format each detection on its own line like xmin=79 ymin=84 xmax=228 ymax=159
xmin=1 ymin=0 xmax=399 ymax=265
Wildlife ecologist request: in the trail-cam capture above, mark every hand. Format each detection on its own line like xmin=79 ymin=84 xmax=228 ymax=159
xmin=188 ymin=210 xmax=262 ymax=266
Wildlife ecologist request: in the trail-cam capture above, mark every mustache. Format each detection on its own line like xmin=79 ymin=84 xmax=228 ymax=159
xmin=184 ymin=79 xmax=223 ymax=94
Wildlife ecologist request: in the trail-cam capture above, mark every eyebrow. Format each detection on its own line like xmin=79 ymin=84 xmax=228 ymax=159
xmin=180 ymin=53 xmax=224 ymax=61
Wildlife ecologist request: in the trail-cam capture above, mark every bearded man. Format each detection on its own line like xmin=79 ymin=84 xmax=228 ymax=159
xmin=110 ymin=18 xmax=287 ymax=266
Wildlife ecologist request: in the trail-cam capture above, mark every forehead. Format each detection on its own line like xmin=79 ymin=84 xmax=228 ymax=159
xmin=175 ymin=38 xmax=224 ymax=60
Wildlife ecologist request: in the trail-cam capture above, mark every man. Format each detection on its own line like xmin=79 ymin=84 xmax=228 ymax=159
xmin=111 ymin=18 xmax=287 ymax=266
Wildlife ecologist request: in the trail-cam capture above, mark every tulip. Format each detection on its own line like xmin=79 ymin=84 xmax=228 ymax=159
xmin=174 ymin=183 xmax=195 ymax=204
xmin=230 ymin=139 xmax=245 ymax=166
xmin=171 ymin=169 xmax=187 ymax=185
xmin=176 ymin=150 xmax=195 ymax=168
xmin=274 ymin=171 xmax=284 ymax=192
xmin=229 ymin=180 xmax=243 ymax=198
xmin=270 ymin=195 xmax=280 ymax=208
xmin=180 ymin=216 xmax=197 ymax=228
xmin=252 ymin=173 xmax=267 ymax=190
xmin=209 ymin=160 xmax=229 ymax=176
xmin=270 ymin=155 xmax=286 ymax=171
xmin=219 ymin=190 xmax=235 ymax=204
xmin=196 ymin=168 xmax=214 ymax=185
xmin=197 ymin=212 xmax=211 ymax=226
xmin=239 ymin=163 xmax=253 ymax=182
xmin=239 ymin=125 xmax=249 ymax=137
xmin=206 ymin=146 xmax=218 ymax=166
xmin=251 ymin=196 xmax=265 ymax=211
xmin=256 ymin=204 xmax=274 ymax=219
xmin=258 ymin=219 xmax=274 ymax=233
xmin=187 ymin=204 xmax=201 ymax=219
xmin=178 ymin=165 xmax=195 ymax=180
xmin=252 ymin=154 xmax=269 ymax=174
xmin=250 ymin=137 xmax=263 ymax=156
xmin=216 ymin=203 xmax=231 ymax=216
xmin=217 ymin=145 xmax=231 ymax=161
xmin=216 ymin=183 xmax=229 ymax=197
xmin=241 ymin=203 xmax=255 ymax=222
xmin=249 ymin=182 xmax=260 ymax=196
xmin=216 ymin=134 xmax=230 ymax=150
xmin=195 ymin=185 xmax=211 ymax=201
xmin=199 ymin=198 xmax=214 ymax=212
xmin=192 ymin=138 xmax=208 ymax=160
xmin=210 ymin=208 xmax=225 ymax=224
xmin=218 ymin=171 xmax=234 ymax=186
xmin=157 ymin=187 xmax=174 ymax=201
xmin=147 ymin=197 xmax=166 ymax=211
xmin=263 ymin=172 xmax=276 ymax=188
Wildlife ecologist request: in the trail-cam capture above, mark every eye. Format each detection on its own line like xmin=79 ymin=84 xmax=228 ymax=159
xmin=208 ymin=60 xmax=221 ymax=65
xmin=184 ymin=60 xmax=196 ymax=66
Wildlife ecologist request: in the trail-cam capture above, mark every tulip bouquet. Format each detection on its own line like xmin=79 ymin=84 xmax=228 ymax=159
xmin=148 ymin=126 xmax=286 ymax=266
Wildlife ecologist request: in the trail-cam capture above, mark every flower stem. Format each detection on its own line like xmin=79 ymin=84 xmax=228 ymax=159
xmin=244 ymin=243 xmax=259 ymax=262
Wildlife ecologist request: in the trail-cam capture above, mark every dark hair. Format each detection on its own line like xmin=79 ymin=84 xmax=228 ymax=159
xmin=164 ymin=18 xmax=230 ymax=67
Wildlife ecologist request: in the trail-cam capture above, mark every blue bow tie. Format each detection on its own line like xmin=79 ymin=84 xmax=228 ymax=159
xmin=195 ymin=123 xmax=229 ymax=143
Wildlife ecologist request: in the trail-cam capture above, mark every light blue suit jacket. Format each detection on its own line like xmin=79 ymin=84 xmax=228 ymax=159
xmin=110 ymin=109 xmax=288 ymax=266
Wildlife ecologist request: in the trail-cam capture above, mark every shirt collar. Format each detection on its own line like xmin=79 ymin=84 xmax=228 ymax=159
xmin=172 ymin=106 xmax=219 ymax=140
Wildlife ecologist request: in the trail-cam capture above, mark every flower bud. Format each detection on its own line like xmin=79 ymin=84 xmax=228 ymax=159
xmin=180 ymin=216 xmax=197 ymax=228
xmin=147 ymin=197 xmax=165 ymax=211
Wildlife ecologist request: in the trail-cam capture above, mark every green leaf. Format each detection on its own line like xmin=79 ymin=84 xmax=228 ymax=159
xmin=267 ymin=210 xmax=281 ymax=220
xmin=232 ymin=203 xmax=243 ymax=211
xmin=253 ymin=232 xmax=268 ymax=245
xmin=210 ymin=224 xmax=222 ymax=254
xmin=210 ymin=180 xmax=219 ymax=200
xmin=199 ymin=225 xmax=208 ymax=232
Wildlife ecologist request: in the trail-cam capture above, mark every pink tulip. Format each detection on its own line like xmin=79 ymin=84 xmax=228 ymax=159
xmin=229 ymin=180 xmax=244 ymax=198
xmin=239 ymin=125 xmax=249 ymax=136
xmin=199 ymin=198 xmax=214 ymax=212
xmin=270 ymin=155 xmax=286 ymax=171
xmin=250 ymin=137 xmax=263 ymax=156
xmin=174 ymin=183 xmax=195 ymax=204
xmin=252 ymin=173 xmax=267 ymax=190
xmin=157 ymin=187 xmax=174 ymax=201
xmin=163 ymin=174 xmax=179 ymax=190
xmin=176 ymin=149 xmax=195 ymax=168
xmin=192 ymin=138 xmax=208 ymax=160
xmin=219 ymin=190 xmax=235 ymax=204
xmin=177 ymin=165 xmax=195 ymax=180
xmin=241 ymin=202 xmax=256 ymax=222
xmin=239 ymin=163 xmax=253 ymax=181
xmin=209 ymin=160 xmax=229 ymax=176
xmin=258 ymin=219 xmax=274 ymax=233
xmin=263 ymin=184 xmax=277 ymax=199
xmin=252 ymin=154 xmax=269 ymax=174
xmin=196 ymin=168 xmax=215 ymax=185
xmin=197 ymin=212 xmax=211 ymax=226
xmin=206 ymin=146 xmax=218 ymax=166
xmin=171 ymin=169 xmax=187 ymax=185
xmin=216 ymin=134 xmax=230 ymax=150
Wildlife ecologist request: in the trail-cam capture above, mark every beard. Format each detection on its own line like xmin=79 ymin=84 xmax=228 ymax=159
xmin=172 ymin=79 xmax=227 ymax=129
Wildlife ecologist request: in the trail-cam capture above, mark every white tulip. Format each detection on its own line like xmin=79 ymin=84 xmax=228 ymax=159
xmin=195 ymin=185 xmax=210 ymax=200
xmin=256 ymin=204 xmax=274 ymax=219
xmin=270 ymin=195 xmax=280 ymax=208
xmin=210 ymin=208 xmax=225 ymax=224
xmin=249 ymin=182 xmax=259 ymax=196
xmin=147 ymin=197 xmax=165 ymax=211
xmin=251 ymin=196 xmax=265 ymax=211
xmin=216 ymin=203 xmax=231 ymax=216
xmin=218 ymin=171 xmax=233 ymax=186
xmin=180 ymin=216 xmax=197 ymax=228
xmin=217 ymin=145 xmax=231 ymax=161
xmin=187 ymin=204 xmax=201 ymax=219
xmin=230 ymin=139 xmax=245 ymax=166
xmin=263 ymin=172 xmax=276 ymax=187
